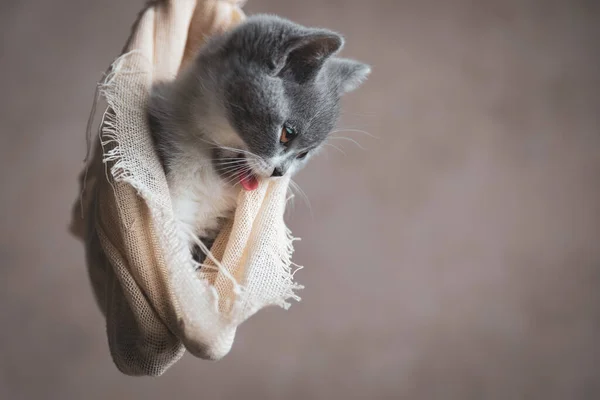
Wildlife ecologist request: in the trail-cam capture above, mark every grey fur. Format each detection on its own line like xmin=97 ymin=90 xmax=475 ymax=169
xmin=147 ymin=14 xmax=371 ymax=179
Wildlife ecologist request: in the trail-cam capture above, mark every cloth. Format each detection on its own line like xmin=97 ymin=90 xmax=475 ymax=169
xmin=70 ymin=0 xmax=301 ymax=377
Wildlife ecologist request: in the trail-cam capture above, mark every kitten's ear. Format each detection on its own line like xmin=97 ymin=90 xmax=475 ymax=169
xmin=273 ymin=30 xmax=344 ymax=83
xmin=326 ymin=58 xmax=372 ymax=93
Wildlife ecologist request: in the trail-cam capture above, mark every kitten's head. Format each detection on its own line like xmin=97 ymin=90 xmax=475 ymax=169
xmin=188 ymin=15 xmax=370 ymax=190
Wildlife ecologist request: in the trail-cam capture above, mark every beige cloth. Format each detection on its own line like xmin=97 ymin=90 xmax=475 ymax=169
xmin=70 ymin=0 xmax=301 ymax=376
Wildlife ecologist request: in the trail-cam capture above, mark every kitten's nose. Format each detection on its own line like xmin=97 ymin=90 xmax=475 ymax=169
xmin=271 ymin=167 xmax=284 ymax=177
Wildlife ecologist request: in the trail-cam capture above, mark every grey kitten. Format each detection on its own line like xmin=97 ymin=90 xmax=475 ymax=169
xmin=147 ymin=15 xmax=370 ymax=262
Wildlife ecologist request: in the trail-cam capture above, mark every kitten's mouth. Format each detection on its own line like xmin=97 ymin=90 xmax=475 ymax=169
xmin=235 ymin=153 xmax=259 ymax=191
xmin=238 ymin=168 xmax=259 ymax=191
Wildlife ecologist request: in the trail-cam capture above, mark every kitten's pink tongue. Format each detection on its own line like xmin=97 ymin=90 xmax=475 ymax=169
xmin=239 ymin=170 xmax=259 ymax=191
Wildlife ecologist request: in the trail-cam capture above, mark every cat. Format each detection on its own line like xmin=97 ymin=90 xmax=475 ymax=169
xmin=147 ymin=14 xmax=370 ymax=263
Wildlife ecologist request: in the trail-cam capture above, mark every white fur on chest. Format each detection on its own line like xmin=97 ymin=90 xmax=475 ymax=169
xmin=167 ymin=151 xmax=239 ymax=248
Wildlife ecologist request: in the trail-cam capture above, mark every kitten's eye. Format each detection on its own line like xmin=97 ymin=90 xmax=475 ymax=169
xmin=296 ymin=151 xmax=309 ymax=160
xmin=280 ymin=125 xmax=297 ymax=144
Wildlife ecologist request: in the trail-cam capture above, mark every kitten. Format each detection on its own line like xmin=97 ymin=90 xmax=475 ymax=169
xmin=147 ymin=15 xmax=370 ymax=262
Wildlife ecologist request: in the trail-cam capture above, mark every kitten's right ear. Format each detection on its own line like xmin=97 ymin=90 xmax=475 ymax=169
xmin=326 ymin=58 xmax=372 ymax=93
xmin=271 ymin=29 xmax=344 ymax=84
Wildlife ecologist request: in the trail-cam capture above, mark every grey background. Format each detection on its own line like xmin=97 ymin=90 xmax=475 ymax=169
xmin=1 ymin=0 xmax=599 ymax=399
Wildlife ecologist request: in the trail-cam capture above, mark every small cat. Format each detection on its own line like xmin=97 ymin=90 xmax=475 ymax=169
xmin=147 ymin=15 xmax=370 ymax=262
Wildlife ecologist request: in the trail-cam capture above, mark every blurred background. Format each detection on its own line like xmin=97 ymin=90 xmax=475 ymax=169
xmin=1 ymin=0 xmax=600 ymax=398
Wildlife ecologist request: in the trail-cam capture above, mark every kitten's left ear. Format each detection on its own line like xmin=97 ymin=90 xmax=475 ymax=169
xmin=274 ymin=29 xmax=344 ymax=84
xmin=326 ymin=58 xmax=372 ymax=93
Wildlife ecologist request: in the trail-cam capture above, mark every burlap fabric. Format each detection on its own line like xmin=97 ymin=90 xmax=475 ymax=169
xmin=70 ymin=0 xmax=301 ymax=377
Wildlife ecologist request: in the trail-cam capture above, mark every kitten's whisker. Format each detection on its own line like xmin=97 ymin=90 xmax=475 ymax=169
xmin=222 ymin=168 xmax=253 ymax=187
xmin=331 ymin=128 xmax=378 ymax=139
xmin=191 ymin=136 xmax=222 ymax=148
xmin=213 ymin=163 xmax=246 ymax=169
xmin=213 ymin=157 xmax=247 ymax=161
xmin=289 ymin=180 xmax=313 ymax=219
xmin=323 ymin=142 xmax=346 ymax=156
xmin=213 ymin=164 xmax=247 ymax=172
xmin=190 ymin=137 xmax=266 ymax=167
xmin=328 ymin=136 xmax=367 ymax=150
xmin=191 ymin=137 xmax=254 ymax=158
xmin=213 ymin=157 xmax=246 ymax=162
xmin=220 ymin=164 xmax=254 ymax=184
xmin=216 ymin=163 xmax=253 ymax=175
xmin=220 ymin=169 xmax=245 ymax=187
xmin=189 ymin=135 xmax=267 ymax=167
xmin=244 ymin=159 xmax=262 ymax=170
xmin=234 ymin=157 xmax=262 ymax=171
xmin=212 ymin=159 xmax=247 ymax=167
xmin=190 ymin=158 xmax=245 ymax=169
xmin=216 ymin=157 xmax=262 ymax=171
xmin=219 ymin=146 xmax=264 ymax=162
